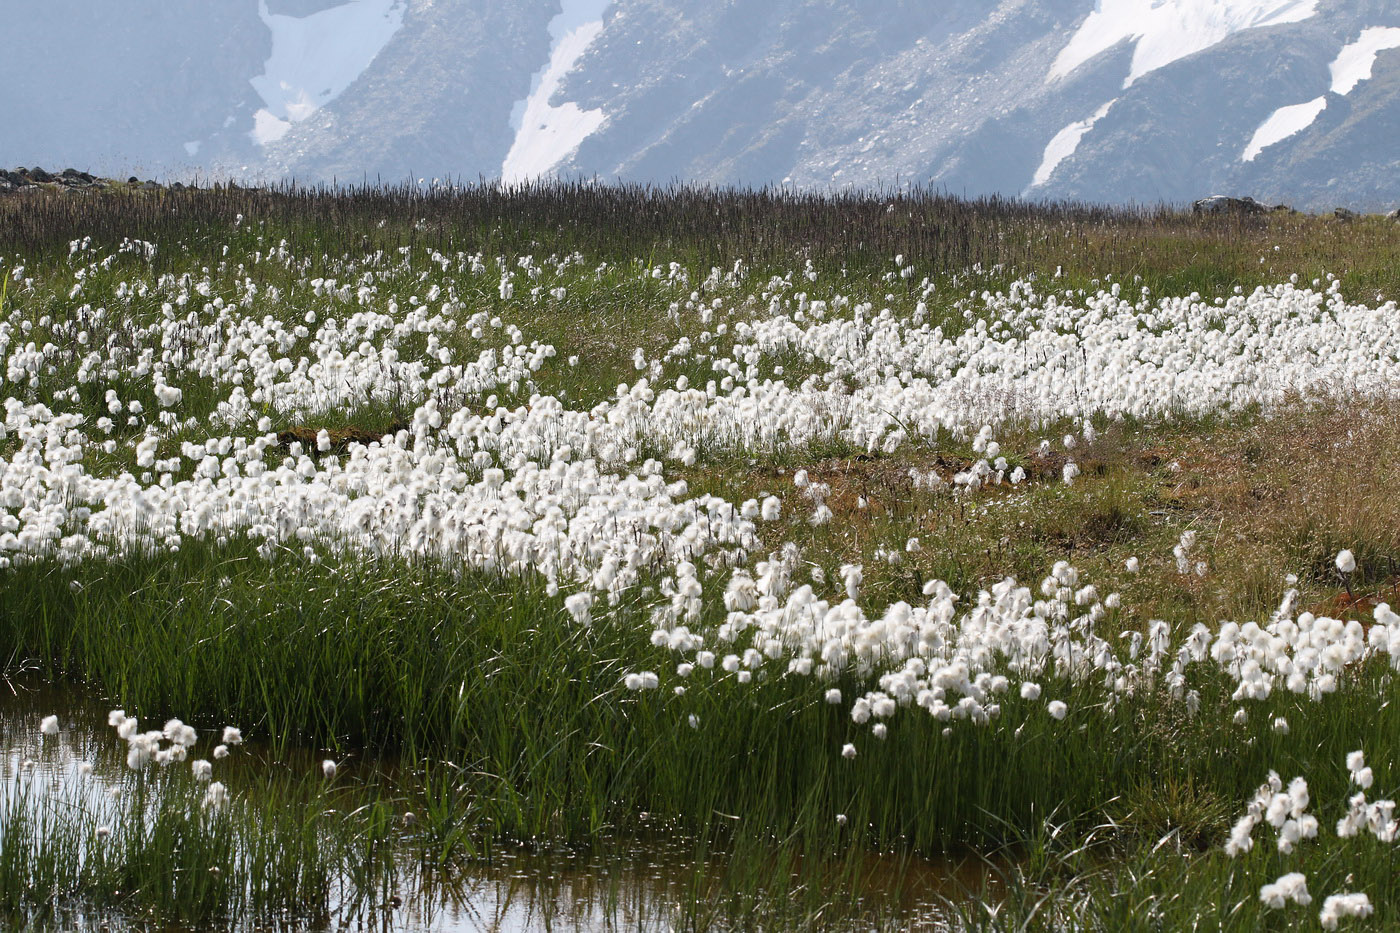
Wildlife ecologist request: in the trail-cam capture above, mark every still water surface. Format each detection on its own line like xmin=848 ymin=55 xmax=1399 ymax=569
xmin=1 ymin=681 xmax=998 ymax=931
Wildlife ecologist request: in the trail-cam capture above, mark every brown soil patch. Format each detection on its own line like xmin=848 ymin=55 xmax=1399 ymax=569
xmin=276 ymin=422 xmax=407 ymax=455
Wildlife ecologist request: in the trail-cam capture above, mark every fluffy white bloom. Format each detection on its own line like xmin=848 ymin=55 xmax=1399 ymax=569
xmin=1225 ymin=814 xmax=1257 ymax=856
xmin=1047 ymin=700 xmax=1068 ymax=721
xmin=1319 ymin=892 xmax=1372 ymax=929
xmin=1259 ymin=872 xmax=1311 ymax=909
xmin=1336 ymin=549 xmax=1357 ymax=574
xmin=39 ymin=715 xmax=58 ymax=736
xmin=841 ymin=743 xmax=857 ymax=759
xmin=163 ymin=719 xmax=197 ymax=747
xmin=564 ymin=591 xmax=595 ymax=625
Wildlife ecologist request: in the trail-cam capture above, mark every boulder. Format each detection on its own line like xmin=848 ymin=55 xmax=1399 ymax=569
xmin=1192 ymin=195 xmax=1267 ymax=215
xmin=1334 ymin=207 xmax=1358 ymax=221
xmin=1387 ymin=208 xmax=1400 ymax=221
xmin=25 ymin=166 xmax=53 ymax=183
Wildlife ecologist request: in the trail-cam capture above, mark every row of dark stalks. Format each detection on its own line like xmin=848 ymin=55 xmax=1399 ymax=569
xmin=0 ymin=179 xmax=1280 ymax=275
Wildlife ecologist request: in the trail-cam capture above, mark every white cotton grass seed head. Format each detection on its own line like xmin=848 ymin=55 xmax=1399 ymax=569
xmin=841 ymin=743 xmax=857 ymax=759
xmin=322 ymin=759 xmax=337 ymax=779
xmin=1336 ymin=549 xmax=1357 ymax=574
xmin=1319 ymin=892 xmax=1372 ymax=929
xmin=1047 ymin=700 xmax=1067 ymax=720
xmin=40 ymin=715 xmax=59 ymax=736
xmin=1259 ymin=872 xmax=1311 ymax=909
xmin=221 ymin=726 xmax=243 ymax=746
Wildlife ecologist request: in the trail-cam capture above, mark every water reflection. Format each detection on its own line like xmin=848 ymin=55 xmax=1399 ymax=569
xmin=0 ymin=680 xmax=998 ymax=931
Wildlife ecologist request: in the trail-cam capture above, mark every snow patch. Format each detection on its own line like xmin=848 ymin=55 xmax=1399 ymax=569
xmin=1241 ymin=96 xmax=1326 ymax=161
xmin=1238 ymin=26 xmax=1400 ymax=163
xmin=1027 ymin=99 xmax=1118 ymax=191
xmin=252 ymin=110 xmax=292 ymax=145
xmin=502 ymin=0 xmax=611 ymax=184
xmin=1330 ymin=26 xmax=1400 ymax=95
xmin=249 ymin=0 xmax=405 ymax=146
xmin=1050 ymin=0 xmax=1318 ymax=87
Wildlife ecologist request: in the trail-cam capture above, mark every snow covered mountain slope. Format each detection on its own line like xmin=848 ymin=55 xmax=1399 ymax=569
xmin=2 ymin=0 xmax=1396 ymax=208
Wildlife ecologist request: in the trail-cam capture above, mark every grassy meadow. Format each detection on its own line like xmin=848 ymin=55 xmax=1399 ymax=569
xmin=0 ymin=182 xmax=1399 ymax=929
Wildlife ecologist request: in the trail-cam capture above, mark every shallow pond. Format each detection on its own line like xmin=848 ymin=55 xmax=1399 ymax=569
xmin=0 ymin=680 xmax=1000 ymax=931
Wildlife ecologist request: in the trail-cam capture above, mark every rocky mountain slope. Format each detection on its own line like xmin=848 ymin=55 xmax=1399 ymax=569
xmin=2 ymin=0 xmax=1396 ymax=209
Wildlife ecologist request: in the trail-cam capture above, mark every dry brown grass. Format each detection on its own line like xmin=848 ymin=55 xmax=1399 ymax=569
xmin=677 ymin=399 xmax=1400 ymax=630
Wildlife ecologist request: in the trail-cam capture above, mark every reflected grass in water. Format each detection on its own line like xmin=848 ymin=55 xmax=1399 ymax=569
xmin=0 ymin=683 xmax=998 ymax=931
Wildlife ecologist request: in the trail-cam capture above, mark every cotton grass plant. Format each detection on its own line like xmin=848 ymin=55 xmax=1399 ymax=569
xmin=0 ymin=185 xmax=1399 ymax=928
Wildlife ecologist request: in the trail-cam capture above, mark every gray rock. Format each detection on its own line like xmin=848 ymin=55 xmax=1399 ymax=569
xmin=25 ymin=166 xmax=53 ymax=183
xmin=1387 ymin=208 xmax=1400 ymax=221
xmin=1334 ymin=207 xmax=1358 ymax=221
xmin=1192 ymin=195 xmax=1267 ymax=215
